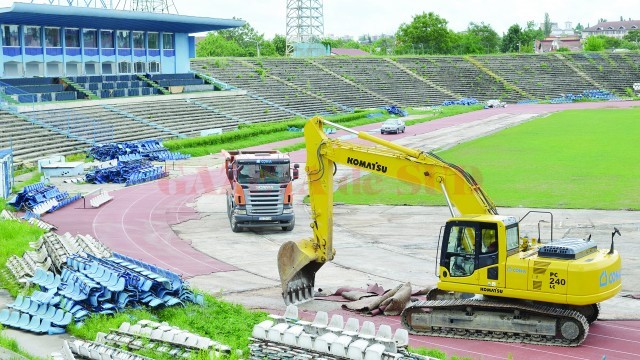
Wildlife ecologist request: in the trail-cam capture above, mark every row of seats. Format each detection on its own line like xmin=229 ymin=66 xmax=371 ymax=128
xmin=248 ymin=304 xmax=426 ymax=360
xmin=73 ymin=75 xmax=141 ymax=83
xmin=54 ymin=339 xmax=151 ymax=360
xmin=90 ymin=192 xmax=113 ymax=208
xmin=95 ymin=319 xmax=230 ymax=357
xmin=0 ymin=308 xmax=67 ymax=335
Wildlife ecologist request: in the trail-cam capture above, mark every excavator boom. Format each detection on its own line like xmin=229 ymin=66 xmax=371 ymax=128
xmin=278 ymin=117 xmax=497 ymax=304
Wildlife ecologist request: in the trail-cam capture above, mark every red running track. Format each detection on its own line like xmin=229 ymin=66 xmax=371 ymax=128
xmin=46 ymin=166 xmax=236 ymax=277
xmin=45 ymin=102 xmax=640 ymax=359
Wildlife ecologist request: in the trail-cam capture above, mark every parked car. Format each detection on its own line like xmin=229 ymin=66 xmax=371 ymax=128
xmin=380 ymin=119 xmax=405 ymax=134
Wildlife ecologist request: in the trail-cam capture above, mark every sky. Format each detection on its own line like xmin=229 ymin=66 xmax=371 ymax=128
xmin=0 ymin=0 xmax=636 ymax=39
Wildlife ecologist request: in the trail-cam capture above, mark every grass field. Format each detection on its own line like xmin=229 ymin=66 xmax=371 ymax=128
xmin=335 ymin=108 xmax=640 ymax=210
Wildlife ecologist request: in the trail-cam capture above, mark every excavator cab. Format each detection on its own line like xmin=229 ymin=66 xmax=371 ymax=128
xmin=438 ymin=216 xmax=514 ymax=289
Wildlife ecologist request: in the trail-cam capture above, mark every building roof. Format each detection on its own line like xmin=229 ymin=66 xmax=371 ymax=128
xmin=0 ymin=3 xmax=244 ymax=34
xmin=584 ymin=20 xmax=640 ymax=32
xmin=331 ymin=48 xmax=369 ymax=56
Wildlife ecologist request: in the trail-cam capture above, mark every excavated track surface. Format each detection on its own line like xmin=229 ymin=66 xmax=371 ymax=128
xmin=402 ymin=299 xmax=589 ymax=347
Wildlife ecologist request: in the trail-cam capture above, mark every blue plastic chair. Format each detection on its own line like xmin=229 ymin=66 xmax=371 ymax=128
xmin=0 ymin=309 xmax=10 ymax=324
xmin=7 ymin=294 xmax=25 ymax=309
xmin=25 ymin=315 xmax=42 ymax=332
xmin=14 ymin=297 xmax=31 ymax=312
xmin=4 ymin=311 xmax=20 ymax=327
xmin=16 ymin=313 xmax=31 ymax=329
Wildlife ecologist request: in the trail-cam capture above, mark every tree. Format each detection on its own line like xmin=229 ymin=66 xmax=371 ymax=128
xmin=466 ymin=22 xmax=500 ymax=54
xmin=574 ymin=23 xmax=584 ymax=37
xmin=196 ymin=21 xmax=281 ymax=57
xmin=583 ymin=35 xmax=606 ymax=51
xmin=272 ymin=34 xmax=287 ymax=56
xmin=395 ymin=12 xmax=452 ymax=54
xmin=624 ymin=29 xmax=640 ymax=45
xmin=372 ymin=36 xmax=395 ymax=55
xmin=520 ymin=21 xmax=545 ymax=52
xmin=196 ymin=33 xmax=245 ymax=57
xmin=543 ymin=13 xmax=552 ymax=37
xmin=501 ymin=24 xmax=523 ymax=52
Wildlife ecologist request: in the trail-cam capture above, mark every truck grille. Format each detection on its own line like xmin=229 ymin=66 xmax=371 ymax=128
xmin=246 ymin=188 xmax=284 ymax=216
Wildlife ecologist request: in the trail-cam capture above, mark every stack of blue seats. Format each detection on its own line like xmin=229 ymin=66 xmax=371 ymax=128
xmin=8 ymin=183 xmax=81 ymax=214
xmin=517 ymin=99 xmax=540 ymax=105
xmin=0 ymin=290 xmax=70 ymax=335
xmin=4 ymin=252 xmax=202 ymax=334
xmin=550 ymin=90 xmax=620 ymax=104
xmin=85 ymin=159 xmax=167 ymax=186
xmin=382 ymin=106 xmax=408 ymax=117
xmin=442 ymin=98 xmax=479 ymax=106
xmin=88 ymin=139 xmax=190 ymax=162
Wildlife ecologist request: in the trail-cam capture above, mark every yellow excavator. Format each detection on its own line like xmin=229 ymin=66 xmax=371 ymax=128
xmin=277 ymin=117 xmax=622 ymax=346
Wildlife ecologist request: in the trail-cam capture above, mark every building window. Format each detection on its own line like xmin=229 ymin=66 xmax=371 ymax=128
xmin=101 ymin=30 xmax=114 ymax=48
xmin=117 ymin=30 xmax=131 ymax=48
xmin=163 ymin=33 xmax=174 ymax=49
xmin=83 ymin=29 xmax=97 ymax=48
xmin=118 ymin=61 xmax=131 ymax=73
xmin=2 ymin=25 xmax=20 ymax=46
xmin=148 ymin=61 xmax=160 ymax=73
xmin=134 ymin=61 xmax=145 ymax=73
xmin=148 ymin=32 xmax=159 ymax=49
xmin=65 ymin=28 xmax=80 ymax=47
xmin=133 ymin=31 xmax=144 ymax=49
xmin=45 ymin=27 xmax=61 ymax=47
xmin=24 ymin=26 xmax=42 ymax=47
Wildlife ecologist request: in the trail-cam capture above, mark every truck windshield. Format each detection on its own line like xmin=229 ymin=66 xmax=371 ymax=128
xmin=237 ymin=163 xmax=290 ymax=184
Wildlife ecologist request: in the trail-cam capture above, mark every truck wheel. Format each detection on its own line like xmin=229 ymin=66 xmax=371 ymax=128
xmin=226 ymin=196 xmax=233 ymax=220
xmin=230 ymin=216 xmax=243 ymax=233
xmin=282 ymin=218 xmax=295 ymax=231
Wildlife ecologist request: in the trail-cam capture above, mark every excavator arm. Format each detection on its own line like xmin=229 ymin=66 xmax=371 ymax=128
xmin=278 ymin=117 xmax=498 ymax=304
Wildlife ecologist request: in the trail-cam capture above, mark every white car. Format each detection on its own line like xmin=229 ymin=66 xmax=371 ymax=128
xmin=380 ymin=119 xmax=405 ymax=134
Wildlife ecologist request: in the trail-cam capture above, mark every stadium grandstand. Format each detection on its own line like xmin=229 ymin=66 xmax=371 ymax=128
xmin=1 ymin=3 xmax=640 ymax=166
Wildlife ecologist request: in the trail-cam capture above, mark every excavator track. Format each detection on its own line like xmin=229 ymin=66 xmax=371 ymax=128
xmin=401 ymin=299 xmax=589 ymax=347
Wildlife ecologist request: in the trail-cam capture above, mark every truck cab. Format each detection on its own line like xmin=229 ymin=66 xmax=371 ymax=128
xmin=223 ymin=150 xmax=299 ymax=232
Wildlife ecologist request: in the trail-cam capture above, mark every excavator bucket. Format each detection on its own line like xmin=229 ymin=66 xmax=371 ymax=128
xmin=277 ymin=239 xmax=326 ymax=305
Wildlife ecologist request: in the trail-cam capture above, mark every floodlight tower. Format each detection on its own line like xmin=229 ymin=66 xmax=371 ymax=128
xmin=286 ymin=0 xmax=324 ymax=56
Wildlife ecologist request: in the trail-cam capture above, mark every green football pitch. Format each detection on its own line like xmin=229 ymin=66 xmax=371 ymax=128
xmin=334 ymin=107 xmax=640 ymax=210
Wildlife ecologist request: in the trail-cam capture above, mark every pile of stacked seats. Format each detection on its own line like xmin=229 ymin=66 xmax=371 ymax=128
xmin=150 ymin=73 xmax=214 ymax=93
xmin=0 ymin=77 xmax=77 ymax=103
xmin=69 ymin=75 xmax=158 ymax=98
xmin=550 ymin=89 xmax=620 ymax=104
xmin=8 ymin=183 xmax=81 ymax=215
xmin=53 ymin=319 xmax=229 ymax=359
xmin=84 ymin=157 xmax=167 ymax=186
xmin=442 ymin=97 xmax=479 ymax=106
xmin=383 ymin=105 xmax=408 ymax=117
xmin=3 ymin=231 xmax=202 ymax=336
xmin=2 ymin=232 xmax=113 ymax=335
xmin=1 ymin=208 xmax=57 ymax=231
xmin=88 ymin=139 xmax=190 ymax=162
